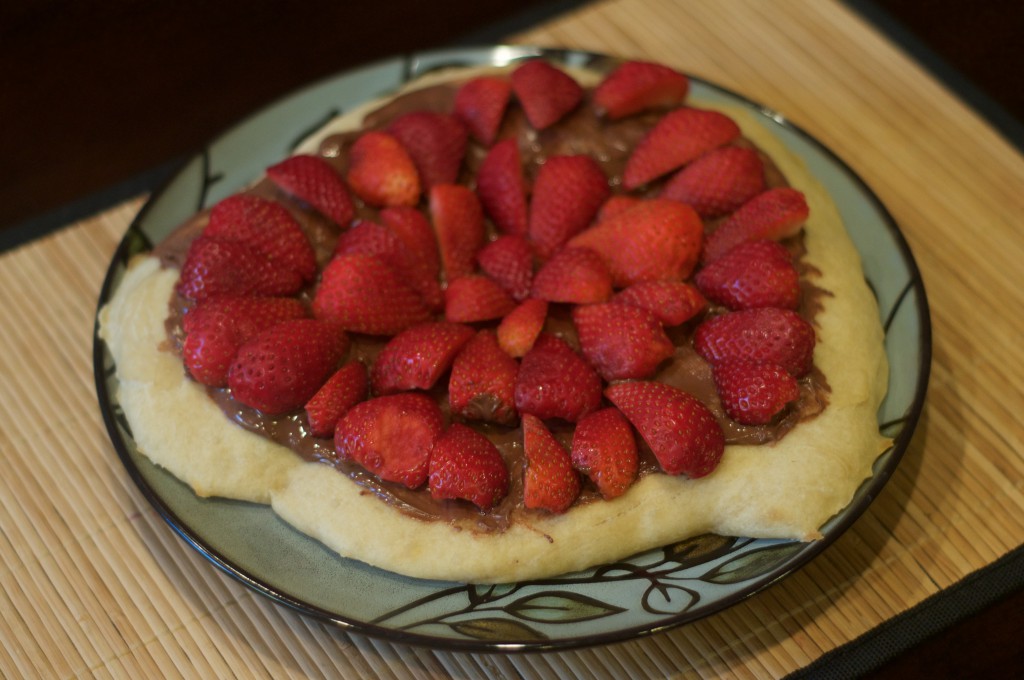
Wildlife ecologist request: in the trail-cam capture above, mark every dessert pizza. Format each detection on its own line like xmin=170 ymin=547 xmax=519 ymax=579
xmin=99 ymin=57 xmax=890 ymax=584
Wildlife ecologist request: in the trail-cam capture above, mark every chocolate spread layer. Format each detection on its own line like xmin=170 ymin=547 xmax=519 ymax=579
xmin=154 ymin=76 xmax=830 ymax=531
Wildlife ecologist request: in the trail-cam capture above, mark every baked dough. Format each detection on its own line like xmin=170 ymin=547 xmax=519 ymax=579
xmin=99 ymin=64 xmax=890 ymax=583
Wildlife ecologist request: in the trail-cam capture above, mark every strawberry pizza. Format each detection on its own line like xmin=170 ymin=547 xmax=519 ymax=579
xmin=99 ymin=57 xmax=890 ymax=583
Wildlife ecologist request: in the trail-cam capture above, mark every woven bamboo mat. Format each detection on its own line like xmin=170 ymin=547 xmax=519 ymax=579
xmin=2 ymin=0 xmax=1023 ymax=676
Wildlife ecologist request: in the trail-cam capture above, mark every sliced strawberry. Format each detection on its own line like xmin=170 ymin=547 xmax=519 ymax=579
xmin=622 ymin=108 xmax=741 ymax=189
xmin=660 ymin=145 xmax=765 ymax=218
xmin=453 ymin=75 xmax=512 ymax=146
xmin=475 ymin=139 xmax=528 ymax=237
xmin=514 ymin=333 xmax=602 ymax=423
xmin=265 ymin=154 xmax=355 ymax=227
xmin=448 ymin=330 xmax=519 ymax=426
xmin=527 ymin=154 xmax=609 ymax=258
xmin=693 ymin=307 xmax=816 ymax=377
xmin=702 ymin=187 xmax=810 ymax=263
xmin=387 ymin=111 xmax=468 ymax=188
xmin=204 ymin=194 xmax=317 ymax=281
xmin=530 ymin=246 xmax=612 ymax=304
xmin=370 ymin=321 xmax=475 ymax=395
xmin=713 ymin=359 xmax=799 ymax=425
xmin=572 ymin=302 xmax=674 ymax=381
xmin=496 ymin=298 xmax=548 ymax=358
xmin=522 ymin=413 xmax=580 ymax=513
xmin=476 ymin=235 xmax=534 ymax=301
xmin=596 ymin=195 xmax=641 ymax=223
xmin=592 ymin=60 xmax=689 ymax=120
xmin=346 ymin=131 xmax=421 ymax=207
xmin=510 ymin=59 xmax=583 ymax=130
xmin=334 ymin=392 xmax=444 ymax=489
xmin=428 ymin=423 xmax=510 ymax=509
xmin=305 ymin=361 xmax=369 ymax=438
xmin=176 ymin=236 xmax=304 ymax=301
xmin=429 ymin=184 xmax=486 ymax=281
xmin=605 ymin=381 xmax=724 ymax=478
xmin=444 ymin=275 xmax=516 ymax=323
xmin=612 ymin=280 xmax=706 ymax=326
xmin=312 ymin=253 xmax=430 ymax=335
xmin=571 ymin=408 xmax=638 ymax=499
xmin=568 ymin=198 xmax=703 ymax=286
xmin=228 ymin=318 xmax=349 ymax=415
xmin=379 ymin=206 xmax=441 ymax=281
xmin=695 ymin=239 xmax=800 ymax=311
xmin=335 ymin=220 xmax=442 ymax=309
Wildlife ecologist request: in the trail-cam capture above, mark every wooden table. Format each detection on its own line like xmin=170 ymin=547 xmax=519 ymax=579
xmin=3 ymin=0 xmax=1022 ymax=676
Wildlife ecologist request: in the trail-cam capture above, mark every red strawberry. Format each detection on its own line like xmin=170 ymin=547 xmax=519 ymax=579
xmin=592 ymin=60 xmax=689 ymax=120
xmin=475 ymin=139 xmax=528 ymax=237
xmin=346 ymin=131 xmax=421 ymax=207
xmin=204 ymin=194 xmax=317 ymax=281
xmin=531 ymin=247 xmax=612 ymax=304
xmin=510 ymin=60 xmax=583 ymax=130
xmin=448 ymin=330 xmax=519 ymax=426
xmin=572 ymin=302 xmax=674 ymax=381
xmin=596 ymin=195 xmax=641 ymax=223
xmin=182 ymin=295 xmax=307 ymax=386
xmin=428 ymin=423 xmax=510 ymax=509
xmin=612 ymin=280 xmax=706 ymax=326
xmin=334 ymin=392 xmax=444 ymax=489
xmin=514 ymin=333 xmax=602 ymax=423
xmin=571 ymin=408 xmax=638 ymax=499
xmin=228 ymin=318 xmax=349 ymax=414
xmin=379 ymin=206 xmax=441 ymax=281
xmin=496 ymin=298 xmax=548 ymax=358
xmin=176 ymin=236 xmax=304 ymax=301
xmin=265 ymin=154 xmax=355 ymax=227
xmin=623 ymin=108 xmax=741 ymax=189
xmin=527 ymin=155 xmax=609 ymax=257
xmin=305 ymin=361 xmax=369 ymax=438
xmin=568 ymin=198 xmax=703 ymax=286
xmin=370 ymin=321 xmax=475 ymax=395
xmin=713 ymin=359 xmax=799 ymax=425
xmin=312 ymin=254 xmax=430 ymax=335
xmin=695 ymin=239 xmax=800 ymax=311
xmin=660 ymin=146 xmax=765 ymax=218
xmin=522 ymin=413 xmax=580 ymax=513
xmin=693 ymin=307 xmax=816 ymax=377
xmin=453 ymin=75 xmax=512 ymax=146
xmin=429 ymin=184 xmax=486 ymax=281
xmin=387 ymin=111 xmax=467 ymax=188
xmin=605 ymin=381 xmax=724 ymax=477
xmin=702 ymin=187 xmax=810 ymax=263
xmin=444 ymin=275 xmax=516 ymax=323
xmin=476 ymin=235 xmax=534 ymax=301
xmin=334 ymin=220 xmax=442 ymax=309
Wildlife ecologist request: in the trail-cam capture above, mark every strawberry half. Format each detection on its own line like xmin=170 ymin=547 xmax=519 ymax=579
xmin=475 ymin=139 xmax=528 ymax=237
xmin=496 ymin=298 xmax=548 ymax=358
xmin=228 ymin=318 xmax=349 ymax=415
xmin=380 ymin=206 xmax=442 ymax=282
xmin=695 ymin=239 xmax=800 ymax=311
xmin=596 ymin=195 xmax=641 ymax=223
xmin=605 ymin=381 xmax=724 ymax=478
xmin=571 ymin=408 xmax=638 ymax=500
xmin=387 ymin=111 xmax=468 ymax=188
xmin=623 ymin=108 xmax=741 ymax=189
xmin=592 ymin=60 xmax=689 ymax=120
xmin=453 ymin=76 xmax=512 ymax=147
xmin=514 ymin=333 xmax=602 ymax=423
xmin=265 ymin=154 xmax=355 ymax=227
xmin=531 ymin=246 xmax=612 ymax=304
xmin=693 ymin=307 xmax=816 ymax=377
xmin=510 ymin=59 xmax=583 ymax=130
xmin=346 ymin=131 xmax=421 ymax=207
xmin=444 ymin=275 xmax=517 ymax=323
xmin=713 ymin=359 xmax=799 ymax=425
xmin=476 ymin=235 xmax=534 ymax=301
xmin=428 ymin=423 xmax=510 ymax=509
xmin=176 ymin=236 xmax=304 ymax=301
xmin=527 ymin=154 xmax=609 ymax=258
xmin=702 ymin=187 xmax=810 ymax=263
xmin=370 ymin=321 xmax=475 ymax=395
xmin=305 ymin=361 xmax=369 ymax=438
xmin=572 ymin=301 xmax=674 ymax=381
xmin=522 ymin=413 xmax=581 ymax=513
xmin=429 ymin=184 xmax=486 ymax=281
xmin=334 ymin=392 xmax=444 ymax=489
xmin=612 ymin=280 xmax=706 ymax=326
xmin=660 ymin=145 xmax=766 ymax=218
xmin=448 ymin=330 xmax=519 ymax=426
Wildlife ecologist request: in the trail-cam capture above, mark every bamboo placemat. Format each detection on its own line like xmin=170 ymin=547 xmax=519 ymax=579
xmin=2 ymin=0 xmax=1023 ymax=676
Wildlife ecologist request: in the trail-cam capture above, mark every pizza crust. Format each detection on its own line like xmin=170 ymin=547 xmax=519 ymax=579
xmin=99 ymin=64 xmax=889 ymax=584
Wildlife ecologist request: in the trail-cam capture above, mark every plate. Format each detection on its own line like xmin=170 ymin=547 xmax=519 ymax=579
xmin=94 ymin=46 xmax=930 ymax=652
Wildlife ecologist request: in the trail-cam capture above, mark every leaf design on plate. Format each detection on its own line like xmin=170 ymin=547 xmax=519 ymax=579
xmin=663 ymin=534 xmax=736 ymax=567
xmin=468 ymin=583 xmax=518 ymax=605
xmin=700 ymin=541 xmax=804 ymax=584
xmin=505 ymin=591 xmax=626 ymax=624
xmin=450 ymin=617 xmax=546 ymax=642
xmin=641 ymin=582 xmax=698 ymax=615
